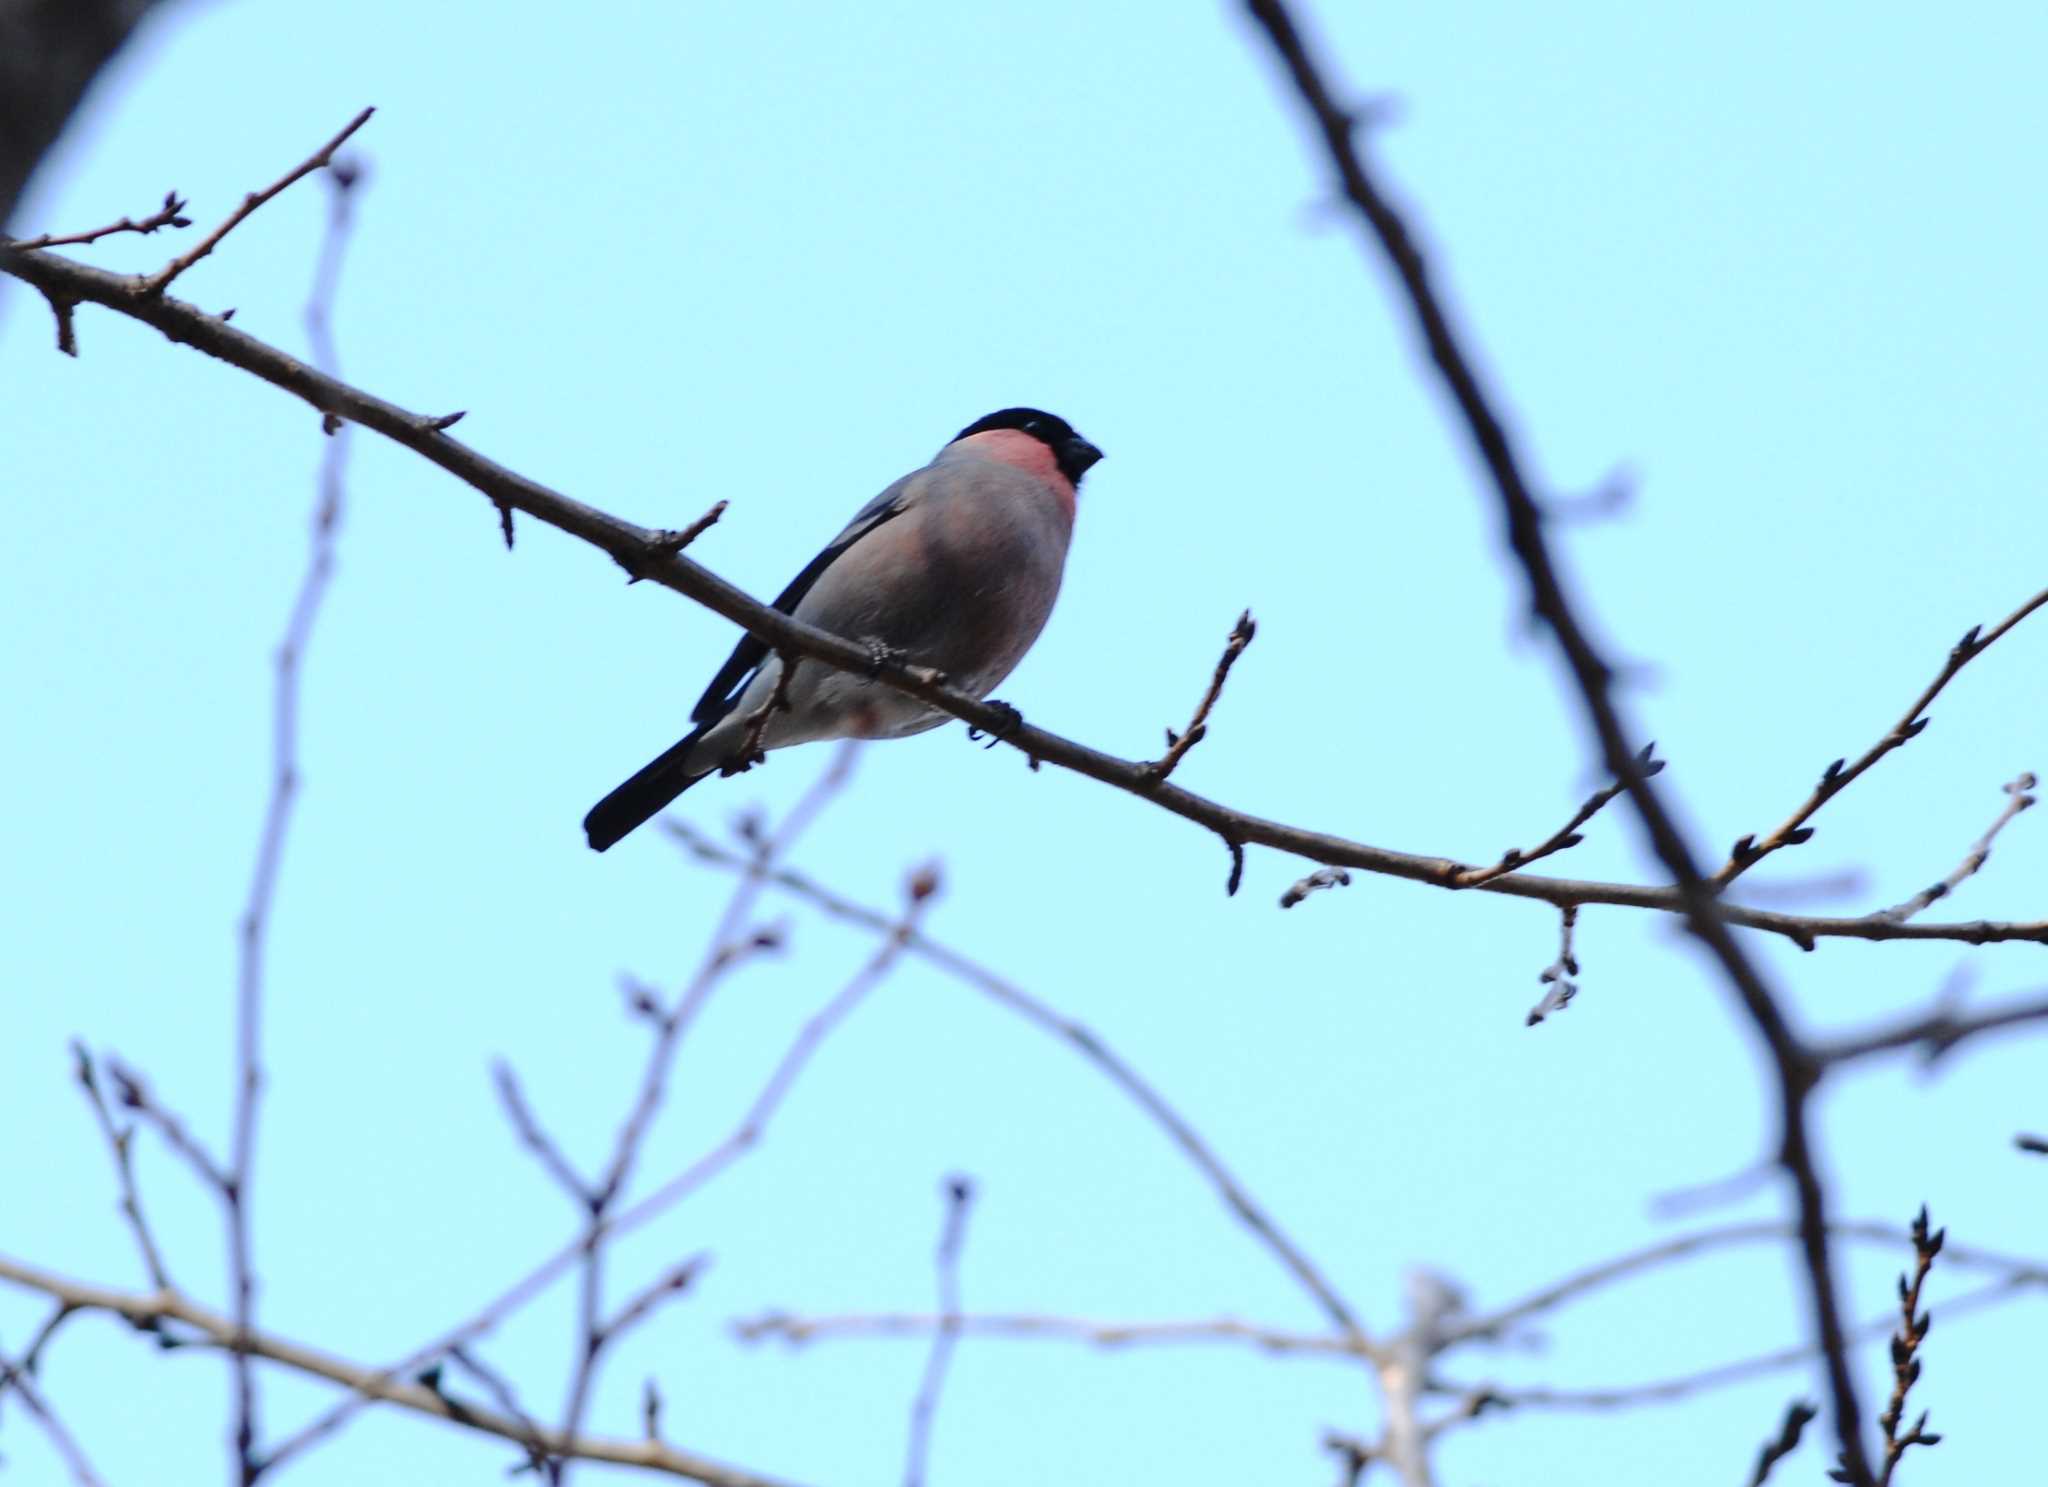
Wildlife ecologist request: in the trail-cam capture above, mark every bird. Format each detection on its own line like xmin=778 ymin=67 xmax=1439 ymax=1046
xmin=582 ymin=407 xmax=1103 ymax=852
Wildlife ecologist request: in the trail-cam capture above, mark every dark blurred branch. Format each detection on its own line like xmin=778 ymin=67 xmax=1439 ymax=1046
xmin=1871 ymin=1209 xmax=1943 ymax=1486
xmin=1748 ymin=1400 xmax=1817 ymax=1486
xmin=1241 ymin=3 xmax=1873 ymax=1474
xmin=0 ymin=0 xmax=178 ymax=230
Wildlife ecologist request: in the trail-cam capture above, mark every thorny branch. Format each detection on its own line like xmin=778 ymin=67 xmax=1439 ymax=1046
xmin=2 ymin=242 xmax=2042 ymax=949
xmin=1143 ymin=610 xmax=1256 ymax=783
xmin=1714 ymin=590 xmax=2048 ymax=887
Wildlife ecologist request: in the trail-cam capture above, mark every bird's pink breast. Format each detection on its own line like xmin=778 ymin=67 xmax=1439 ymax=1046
xmin=951 ymin=429 xmax=1076 ymax=514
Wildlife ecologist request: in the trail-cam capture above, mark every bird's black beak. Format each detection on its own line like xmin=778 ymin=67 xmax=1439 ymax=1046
xmin=1061 ymin=436 xmax=1105 ymax=485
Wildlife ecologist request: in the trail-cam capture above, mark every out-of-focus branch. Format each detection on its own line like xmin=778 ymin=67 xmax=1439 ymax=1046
xmin=71 ymin=1043 xmax=171 ymax=1290
xmin=1240 ymin=4 xmax=1869 ymax=1475
xmin=0 ymin=0 xmax=180 ymax=229
xmin=264 ymin=841 xmax=929 ymax=1478
xmin=0 ymin=1255 xmax=809 ymax=1487
xmin=1748 ymin=1400 xmax=1817 ymax=1487
xmin=3 ymin=245 xmax=2041 ymax=952
xmin=735 ymin=1311 xmax=1370 ymax=1358
xmin=664 ymin=818 xmax=1375 ymax=1354
xmin=1817 ymin=989 xmax=2048 ymax=1068
xmin=903 ymin=1176 xmax=975 ymax=1487
xmin=1434 ymin=1275 xmax=2039 ymax=1416
xmin=0 ymin=1343 xmax=106 ymax=1487
xmin=1713 ymin=593 xmax=2048 ymax=888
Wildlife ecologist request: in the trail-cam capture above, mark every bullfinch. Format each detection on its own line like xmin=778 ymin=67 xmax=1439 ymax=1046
xmin=582 ymin=407 xmax=1103 ymax=851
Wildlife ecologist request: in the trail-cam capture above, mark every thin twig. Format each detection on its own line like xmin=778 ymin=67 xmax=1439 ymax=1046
xmin=491 ymin=1062 xmax=594 ymax=1206
xmin=1433 ymin=1276 xmax=2036 ymax=1417
xmin=71 ymin=1041 xmax=172 ymax=1289
xmin=0 ymin=1255 xmax=809 ymax=1487
xmin=262 ymin=821 xmax=919 ymax=1478
xmin=103 ymin=1056 xmax=229 ymax=1191
xmin=663 ymin=818 xmax=1376 ymax=1353
xmin=1526 ymin=905 xmax=1579 ymax=1026
xmin=444 ymin=1345 xmax=553 ymax=1475
xmin=1242 ymin=5 xmax=1869 ymax=1474
xmin=736 ymin=1310 xmax=1370 ymax=1357
xmin=142 ymin=108 xmax=374 ymax=295
xmin=624 ymin=501 xmax=729 ymax=583
xmin=1816 ymin=989 xmax=2048 ymax=1069
xmin=0 ymin=1347 xmax=107 ymax=1487
xmin=1456 ymin=746 xmax=1661 ymax=888
xmin=1713 ymin=591 xmax=2048 ymax=888
xmin=1872 ymin=1208 xmax=1943 ymax=1486
xmin=6 ymin=189 xmax=189 ymax=250
xmin=903 ymin=1176 xmax=975 ymax=1487
xmin=1868 ymin=774 xmax=2035 ymax=925
xmin=1748 ymin=1400 xmax=1817 ymax=1486
xmin=1143 ymin=610 xmax=1256 ymax=783
xmin=602 ymin=1256 xmax=711 ymax=1345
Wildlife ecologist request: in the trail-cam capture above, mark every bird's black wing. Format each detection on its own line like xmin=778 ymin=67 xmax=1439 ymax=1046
xmin=689 ymin=482 xmax=913 ymax=725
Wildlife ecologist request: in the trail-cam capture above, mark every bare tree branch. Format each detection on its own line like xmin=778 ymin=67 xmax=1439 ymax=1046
xmin=0 ymin=1343 xmax=106 ymax=1487
xmin=903 ymin=1176 xmax=974 ymax=1487
xmin=663 ymin=818 xmax=1376 ymax=1354
xmin=0 ymin=1255 xmax=810 ymax=1487
xmin=1747 ymin=1400 xmax=1817 ymax=1487
xmin=142 ymin=106 xmax=372 ymax=295
xmin=1868 ymin=774 xmax=2035 ymax=926
xmin=1 ymin=244 xmax=2039 ymax=953
xmin=71 ymin=1042 xmax=172 ymax=1290
xmin=1240 ymin=4 xmax=1872 ymax=1473
xmin=1455 ymin=745 xmax=1661 ymax=889
xmin=5 ymin=188 xmax=188 ymax=249
xmin=1713 ymin=592 xmax=2048 ymax=888
xmin=1142 ymin=610 xmax=1256 ymax=783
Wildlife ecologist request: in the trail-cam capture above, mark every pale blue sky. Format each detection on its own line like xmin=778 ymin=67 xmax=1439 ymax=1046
xmin=4 ymin=3 xmax=2045 ymax=1483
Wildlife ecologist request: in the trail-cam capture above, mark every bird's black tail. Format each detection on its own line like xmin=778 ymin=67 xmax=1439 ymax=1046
xmin=583 ymin=728 xmax=711 ymax=852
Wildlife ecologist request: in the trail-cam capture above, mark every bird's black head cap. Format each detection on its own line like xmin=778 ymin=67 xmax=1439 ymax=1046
xmin=955 ymin=407 xmax=1104 ymax=486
